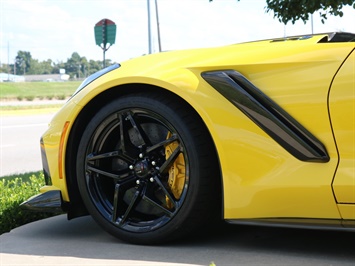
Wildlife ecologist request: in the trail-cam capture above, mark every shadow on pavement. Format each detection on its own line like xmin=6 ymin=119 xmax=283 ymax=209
xmin=1 ymin=214 xmax=354 ymax=265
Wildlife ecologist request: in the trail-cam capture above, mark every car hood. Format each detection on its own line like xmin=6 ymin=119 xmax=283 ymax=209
xmin=119 ymin=33 xmax=354 ymax=77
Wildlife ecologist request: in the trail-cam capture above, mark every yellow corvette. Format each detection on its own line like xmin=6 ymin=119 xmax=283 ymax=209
xmin=22 ymin=32 xmax=355 ymax=244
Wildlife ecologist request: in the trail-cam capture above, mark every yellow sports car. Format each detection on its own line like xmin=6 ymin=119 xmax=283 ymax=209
xmin=22 ymin=32 xmax=355 ymax=244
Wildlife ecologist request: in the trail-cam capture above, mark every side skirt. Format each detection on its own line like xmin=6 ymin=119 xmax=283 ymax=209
xmin=226 ymin=218 xmax=355 ymax=231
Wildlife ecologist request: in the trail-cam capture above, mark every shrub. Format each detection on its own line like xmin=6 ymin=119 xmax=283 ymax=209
xmin=57 ymin=94 xmax=66 ymax=100
xmin=0 ymin=173 xmax=56 ymax=235
xmin=25 ymin=95 xmax=35 ymax=101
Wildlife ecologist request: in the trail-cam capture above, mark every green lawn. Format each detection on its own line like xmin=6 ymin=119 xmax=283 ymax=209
xmin=0 ymin=104 xmax=63 ymax=114
xmin=0 ymin=81 xmax=80 ymax=101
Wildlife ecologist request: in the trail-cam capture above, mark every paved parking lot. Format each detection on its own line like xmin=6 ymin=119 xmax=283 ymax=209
xmin=1 ymin=214 xmax=355 ymax=266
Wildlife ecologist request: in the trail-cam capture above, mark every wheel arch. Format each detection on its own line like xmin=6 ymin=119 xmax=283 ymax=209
xmin=65 ymin=83 xmax=223 ymax=220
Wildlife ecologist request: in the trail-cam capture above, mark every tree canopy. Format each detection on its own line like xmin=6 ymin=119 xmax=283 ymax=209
xmin=1 ymin=51 xmax=114 ymax=79
xmin=210 ymin=0 xmax=355 ymax=24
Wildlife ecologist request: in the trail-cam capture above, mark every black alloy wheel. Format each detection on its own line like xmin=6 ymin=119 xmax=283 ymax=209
xmin=76 ymin=92 xmax=220 ymax=244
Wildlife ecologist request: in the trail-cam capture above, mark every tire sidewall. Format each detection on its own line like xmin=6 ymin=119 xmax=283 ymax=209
xmin=76 ymin=94 xmax=207 ymax=244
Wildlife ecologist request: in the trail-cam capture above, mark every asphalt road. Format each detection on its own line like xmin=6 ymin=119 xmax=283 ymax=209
xmin=0 ymin=113 xmax=54 ymax=176
xmin=1 ymin=214 xmax=354 ymax=265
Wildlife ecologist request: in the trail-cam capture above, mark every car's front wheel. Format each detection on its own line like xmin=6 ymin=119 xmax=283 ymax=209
xmin=76 ymin=92 xmax=220 ymax=244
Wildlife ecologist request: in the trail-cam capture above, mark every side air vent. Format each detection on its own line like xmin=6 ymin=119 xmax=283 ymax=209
xmin=269 ymin=32 xmax=355 ymax=43
xmin=201 ymin=70 xmax=330 ymax=162
xmin=327 ymin=32 xmax=355 ymax=42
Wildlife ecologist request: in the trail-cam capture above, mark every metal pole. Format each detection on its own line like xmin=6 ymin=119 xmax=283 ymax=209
xmin=103 ymin=19 xmax=107 ymax=68
xmin=155 ymin=0 xmax=162 ymax=52
xmin=311 ymin=14 xmax=314 ymax=34
xmin=147 ymin=0 xmax=152 ymax=54
xmin=8 ymin=41 xmax=10 ymax=80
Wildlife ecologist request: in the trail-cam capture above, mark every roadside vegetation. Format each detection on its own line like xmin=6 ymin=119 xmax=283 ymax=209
xmin=0 ymin=104 xmax=63 ymax=112
xmin=0 ymin=51 xmax=113 ymax=81
xmin=0 ymin=171 xmax=58 ymax=235
xmin=0 ymin=83 xmax=72 ymax=233
xmin=0 ymin=81 xmax=79 ymax=102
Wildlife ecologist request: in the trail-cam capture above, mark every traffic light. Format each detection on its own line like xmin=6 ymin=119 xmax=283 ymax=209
xmin=94 ymin=18 xmax=117 ymax=68
xmin=94 ymin=18 xmax=116 ymax=48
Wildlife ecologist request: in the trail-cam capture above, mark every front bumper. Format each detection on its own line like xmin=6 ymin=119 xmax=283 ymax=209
xmin=20 ymin=136 xmax=67 ymax=213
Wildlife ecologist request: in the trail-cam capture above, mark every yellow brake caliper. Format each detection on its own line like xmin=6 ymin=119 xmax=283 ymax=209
xmin=165 ymin=132 xmax=186 ymax=209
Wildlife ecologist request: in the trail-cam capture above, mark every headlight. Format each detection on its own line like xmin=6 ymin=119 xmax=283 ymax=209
xmin=72 ymin=63 xmax=121 ymax=97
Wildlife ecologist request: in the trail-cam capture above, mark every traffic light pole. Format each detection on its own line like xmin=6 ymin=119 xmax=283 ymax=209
xmin=102 ymin=19 xmax=107 ymax=67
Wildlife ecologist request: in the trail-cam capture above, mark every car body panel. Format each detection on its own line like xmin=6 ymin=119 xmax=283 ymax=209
xmin=36 ymin=34 xmax=354 ymax=224
xmin=39 ymin=100 xmax=81 ymax=201
xmin=338 ymin=205 xmax=355 ymax=220
xmin=330 ymin=50 xmax=355 ymax=208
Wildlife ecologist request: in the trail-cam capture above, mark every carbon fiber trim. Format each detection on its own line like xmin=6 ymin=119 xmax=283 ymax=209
xmin=20 ymin=190 xmax=63 ymax=213
xmin=201 ymin=70 xmax=329 ymax=162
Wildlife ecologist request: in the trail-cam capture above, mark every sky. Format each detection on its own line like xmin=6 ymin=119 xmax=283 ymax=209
xmin=1 ymin=0 xmax=355 ymax=65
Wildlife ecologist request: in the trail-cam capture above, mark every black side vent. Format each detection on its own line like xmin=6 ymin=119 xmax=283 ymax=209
xmin=201 ymin=70 xmax=329 ymax=162
xmin=328 ymin=32 xmax=355 ymax=42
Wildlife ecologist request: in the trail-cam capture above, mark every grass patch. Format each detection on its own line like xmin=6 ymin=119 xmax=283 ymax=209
xmin=0 ymin=81 xmax=80 ymax=101
xmin=0 ymin=171 xmax=41 ymax=182
xmin=0 ymin=104 xmax=63 ymax=116
xmin=0 ymin=171 xmax=58 ymax=235
xmin=0 ymin=104 xmax=63 ymax=111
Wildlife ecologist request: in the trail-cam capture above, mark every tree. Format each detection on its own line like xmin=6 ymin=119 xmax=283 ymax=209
xmin=265 ymin=0 xmax=355 ymax=24
xmin=210 ymin=0 xmax=355 ymax=24
xmin=52 ymin=61 xmax=66 ymax=75
xmin=7 ymin=50 xmax=115 ymax=78
xmin=15 ymin=51 xmax=32 ymax=75
xmin=88 ymin=59 xmax=104 ymax=76
xmin=65 ymin=52 xmax=83 ymax=79
xmin=26 ymin=59 xmax=41 ymax=75
xmin=41 ymin=59 xmax=54 ymax=74
xmin=0 ymin=63 xmax=10 ymax=74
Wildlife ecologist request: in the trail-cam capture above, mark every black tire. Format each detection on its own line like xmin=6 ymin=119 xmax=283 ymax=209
xmin=76 ymin=92 xmax=220 ymax=244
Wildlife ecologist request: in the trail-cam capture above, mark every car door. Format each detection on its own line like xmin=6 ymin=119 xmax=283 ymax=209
xmin=329 ymin=48 xmax=355 ymax=220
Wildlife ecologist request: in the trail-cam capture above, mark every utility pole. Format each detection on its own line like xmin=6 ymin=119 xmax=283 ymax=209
xmin=147 ymin=0 xmax=161 ymax=53
xmin=8 ymin=41 xmax=10 ymax=80
xmin=155 ymin=0 xmax=161 ymax=52
xmin=147 ymin=0 xmax=152 ymax=54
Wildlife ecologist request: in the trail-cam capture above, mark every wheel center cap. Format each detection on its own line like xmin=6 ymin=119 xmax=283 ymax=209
xmin=134 ymin=161 xmax=149 ymax=177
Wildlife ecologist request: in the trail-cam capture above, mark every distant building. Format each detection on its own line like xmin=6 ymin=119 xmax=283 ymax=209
xmin=0 ymin=73 xmax=70 ymax=82
xmin=24 ymin=74 xmax=70 ymax=82
xmin=0 ymin=73 xmax=25 ymax=82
